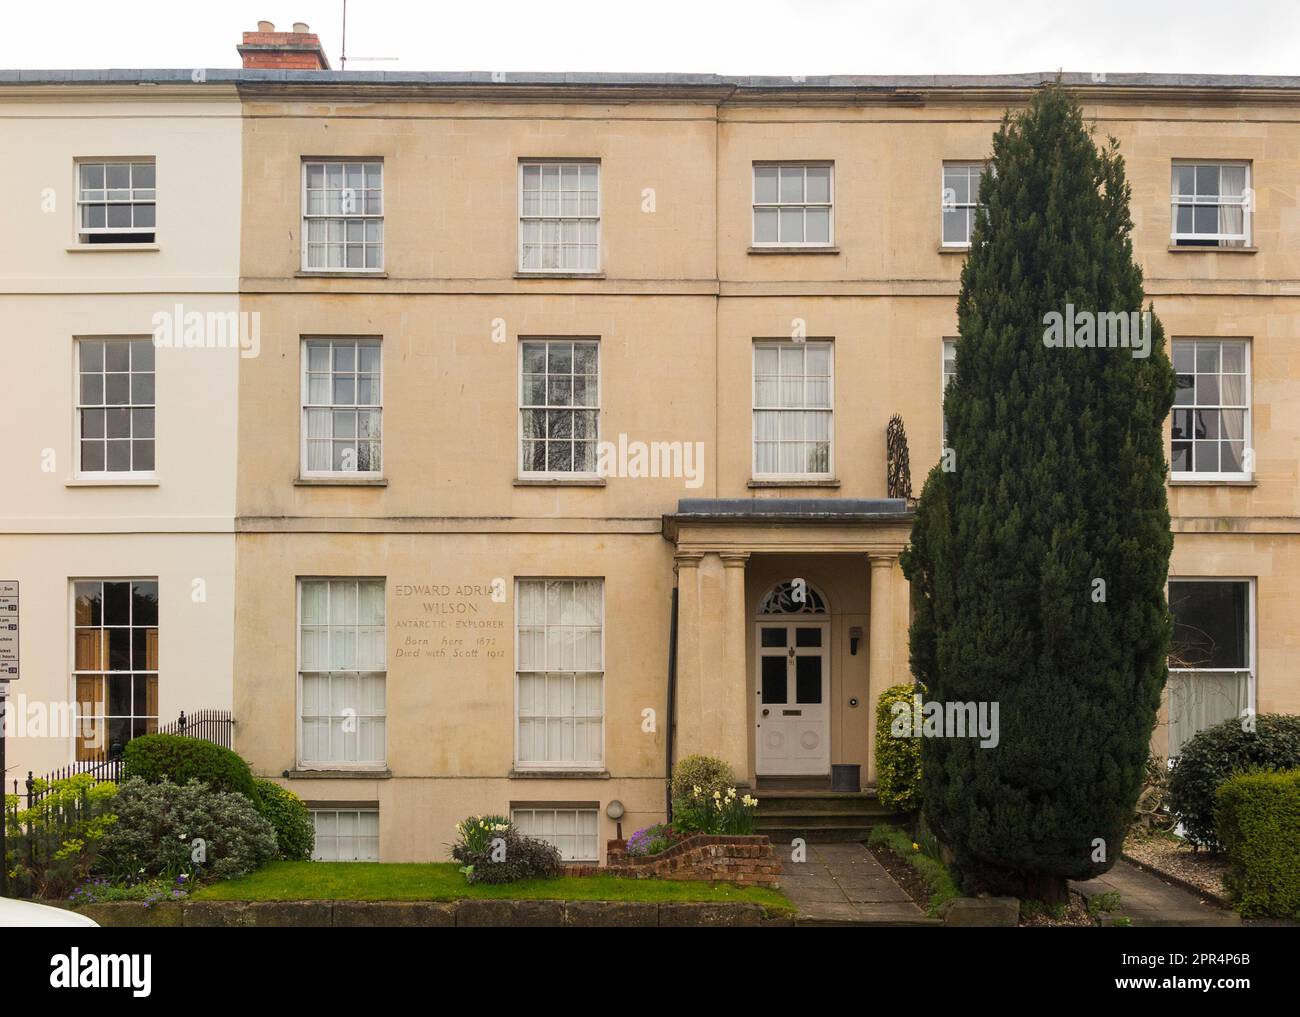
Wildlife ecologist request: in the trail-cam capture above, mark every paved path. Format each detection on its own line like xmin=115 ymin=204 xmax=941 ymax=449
xmin=778 ymin=841 xmax=932 ymax=925
xmin=1074 ymin=860 xmax=1240 ymax=926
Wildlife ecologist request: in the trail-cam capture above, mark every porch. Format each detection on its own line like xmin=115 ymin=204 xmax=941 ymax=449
xmin=663 ymin=498 xmax=916 ymax=791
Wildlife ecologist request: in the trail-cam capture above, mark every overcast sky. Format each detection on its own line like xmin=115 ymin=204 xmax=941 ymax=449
xmin=2 ymin=0 xmax=1296 ymax=75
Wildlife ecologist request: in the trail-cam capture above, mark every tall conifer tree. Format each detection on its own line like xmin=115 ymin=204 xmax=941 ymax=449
xmin=900 ymin=84 xmax=1176 ymax=901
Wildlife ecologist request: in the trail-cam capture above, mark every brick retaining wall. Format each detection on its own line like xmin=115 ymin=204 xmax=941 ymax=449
xmin=563 ymin=835 xmax=781 ymax=888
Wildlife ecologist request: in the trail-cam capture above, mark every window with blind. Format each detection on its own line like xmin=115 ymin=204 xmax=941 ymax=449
xmin=311 ymin=808 xmax=380 ymax=861
xmin=519 ymin=161 xmax=600 ymax=273
xmin=301 ymin=338 xmax=383 ymax=476
xmin=515 ymin=579 xmax=604 ymax=768
xmin=73 ymin=580 xmax=159 ymax=761
xmin=512 ymin=807 xmax=599 ymax=862
xmin=76 ymin=160 xmax=156 ymax=244
xmin=302 ymin=160 xmax=384 ymax=271
xmin=298 ymin=579 xmax=387 ymax=768
xmin=752 ymin=163 xmax=833 ymax=247
xmin=753 ymin=341 xmax=833 ymax=478
xmin=1168 ymin=579 xmax=1254 ymax=757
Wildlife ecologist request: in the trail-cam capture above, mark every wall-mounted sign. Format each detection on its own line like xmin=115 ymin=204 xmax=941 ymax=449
xmin=0 ymin=581 xmax=18 ymax=681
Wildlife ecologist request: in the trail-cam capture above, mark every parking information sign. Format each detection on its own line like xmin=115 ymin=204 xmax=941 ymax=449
xmin=0 ymin=581 xmax=17 ymax=680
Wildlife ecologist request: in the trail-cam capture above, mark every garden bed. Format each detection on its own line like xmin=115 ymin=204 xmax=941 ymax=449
xmin=1123 ymin=831 xmax=1232 ymax=907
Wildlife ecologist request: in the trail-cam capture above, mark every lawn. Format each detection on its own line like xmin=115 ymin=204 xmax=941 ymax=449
xmin=192 ymin=862 xmax=793 ymax=911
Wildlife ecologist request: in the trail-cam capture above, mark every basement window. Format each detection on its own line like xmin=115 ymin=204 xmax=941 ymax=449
xmin=76 ymin=160 xmax=156 ymax=244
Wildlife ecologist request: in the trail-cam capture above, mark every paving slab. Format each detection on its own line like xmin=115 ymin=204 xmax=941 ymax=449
xmin=1074 ymin=859 xmax=1240 ymax=927
xmin=778 ymin=841 xmax=928 ymax=925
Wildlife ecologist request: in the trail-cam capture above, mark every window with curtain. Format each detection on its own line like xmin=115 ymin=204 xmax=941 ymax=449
xmin=76 ymin=160 xmax=155 ymax=244
xmin=515 ymin=579 xmax=604 ymax=768
xmin=519 ymin=161 xmax=600 ymax=272
xmin=1171 ymin=339 xmax=1249 ymax=478
xmin=311 ymin=808 xmax=379 ymax=861
xmin=302 ymin=338 xmax=383 ymax=476
xmin=942 ymin=339 xmax=957 ymax=448
xmin=512 ymin=807 xmax=599 ymax=862
xmin=73 ymin=580 xmax=159 ymax=761
xmin=298 ymin=579 xmax=387 ymax=767
xmin=519 ymin=339 xmax=599 ymax=475
xmin=752 ymin=163 xmax=833 ymax=246
xmin=302 ymin=160 xmax=384 ymax=271
xmin=753 ymin=341 xmax=833 ymax=477
xmin=77 ymin=338 xmax=155 ymax=475
xmin=941 ymin=162 xmax=983 ymax=247
xmin=1168 ymin=580 xmax=1253 ymax=756
xmin=1171 ymin=162 xmax=1250 ymax=247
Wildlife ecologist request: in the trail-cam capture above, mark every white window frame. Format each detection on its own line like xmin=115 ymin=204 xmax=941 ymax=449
xmin=73 ymin=337 xmax=157 ymax=480
xmin=517 ymin=160 xmax=602 ymax=274
xmin=513 ymin=578 xmax=606 ymax=771
xmin=751 ymin=162 xmax=834 ymax=248
xmin=301 ymin=160 xmax=385 ymax=273
xmin=1170 ymin=338 xmax=1252 ymax=482
xmin=300 ymin=337 xmax=384 ymax=479
xmin=310 ymin=807 xmax=380 ymax=862
xmin=69 ymin=578 xmax=160 ymax=762
xmin=511 ymin=806 xmax=600 ymax=862
xmin=941 ymin=338 xmax=957 ymax=452
xmin=751 ymin=340 xmax=835 ymax=481
xmin=74 ymin=158 xmax=157 ymax=245
xmin=517 ymin=338 xmax=601 ymax=479
xmin=941 ymin=162 xmax=983 ymax=248
xmin=1167 ymin=577 xmax=1256 ymax=758
xmin=1170 ymin=160 xmax=1252 ymax=248
xmin=296 ymin=578 xmax=388 ymax=770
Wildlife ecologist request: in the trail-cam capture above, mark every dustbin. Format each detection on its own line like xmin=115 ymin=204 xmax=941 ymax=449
xmin=831 ymin=764 xmax=861 ymax=792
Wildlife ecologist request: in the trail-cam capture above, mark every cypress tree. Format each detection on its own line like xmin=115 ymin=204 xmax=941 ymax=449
xmin=900 ymin=83 xmax=1176 ymax=901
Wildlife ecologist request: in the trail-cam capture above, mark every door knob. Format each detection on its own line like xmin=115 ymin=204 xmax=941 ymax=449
xmin=762 ymin=708 xmax=770 ymax=717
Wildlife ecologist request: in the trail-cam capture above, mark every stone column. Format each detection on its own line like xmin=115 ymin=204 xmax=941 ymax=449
xmin=866 ymin=553 xmax=899 ymax=785
xmin=672 ymin=552 xmax=704 ymax=768
xmin=719 ymin=552 xmax=751 ymax=783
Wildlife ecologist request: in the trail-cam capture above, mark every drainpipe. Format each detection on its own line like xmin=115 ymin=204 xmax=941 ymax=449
xmin=665 ymin=585 xmax=679 ymax=823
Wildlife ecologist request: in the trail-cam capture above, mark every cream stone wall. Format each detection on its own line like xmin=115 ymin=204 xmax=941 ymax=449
xmin=0 ymin=88 xmax=241 ymax=783
xmin=232 ymin=85 xmax=1300 ymax=860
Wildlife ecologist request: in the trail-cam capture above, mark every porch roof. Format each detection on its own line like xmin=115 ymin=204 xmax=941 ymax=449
xmin=663 ymin=498 xmax=914 ymax=543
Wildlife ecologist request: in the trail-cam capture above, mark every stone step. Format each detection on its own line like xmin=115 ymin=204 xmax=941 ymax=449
xmin=756 ymin=794 xmax=892 ymax=817
xmin=757 ymin=824 xmax=876 ymax=844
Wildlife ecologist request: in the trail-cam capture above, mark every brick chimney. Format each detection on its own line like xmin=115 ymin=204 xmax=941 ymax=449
xmin=238 ymin=21 xmax=331 ymax=70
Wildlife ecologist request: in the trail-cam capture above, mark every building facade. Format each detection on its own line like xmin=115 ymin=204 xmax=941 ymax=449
xmin=0 ymin=77 xmax=242 ymax=780
xmin=4 ymin=28 xmax=1300 ymax=864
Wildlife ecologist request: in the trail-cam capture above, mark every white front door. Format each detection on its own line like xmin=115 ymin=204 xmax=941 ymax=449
xmin=755 ymin=620 xmax=830 ymax=775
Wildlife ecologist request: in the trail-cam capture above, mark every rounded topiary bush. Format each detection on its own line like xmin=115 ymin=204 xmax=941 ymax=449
xmin=253 ymin=779 xmax=315 ymax=861
xmin=876 ymin=682 xmax=924 ymax=813
xmin=99 ymin=777 xmax=278 ymax=882
xmin=122 ymin=734 xmax=258 ymax=801
xmin=670 ymin=754 xmax=734 ymax=816
xmin=1169 ymin=714 xmax=1300 ymax=849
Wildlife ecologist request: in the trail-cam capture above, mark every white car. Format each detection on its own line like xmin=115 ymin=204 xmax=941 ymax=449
xmin=0 ymin=897 xmax=99 ymax=927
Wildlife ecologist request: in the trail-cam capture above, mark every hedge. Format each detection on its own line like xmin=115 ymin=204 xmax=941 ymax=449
xmin=1168 ymin=714 xmax=1300 ymax=849
xmin=1215 ymin=769 xmax=1300 ymax=919
xmin=876 ymin=683 xmax=923 ymax=812
xmin=122 ymin=734 xmax=258 ymax=801
xmin=253 ymin=779 xmax=315 ymax=861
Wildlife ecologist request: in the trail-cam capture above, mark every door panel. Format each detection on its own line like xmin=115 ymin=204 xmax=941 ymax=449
xmin=755 ymin=621 xmax=829 ymax=775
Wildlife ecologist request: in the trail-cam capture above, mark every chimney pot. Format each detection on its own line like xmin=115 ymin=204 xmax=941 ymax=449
xmin=293 ymin=22 xmax=309 ymax=32
xmin=257 ymin=20 xmax=274 ymax=31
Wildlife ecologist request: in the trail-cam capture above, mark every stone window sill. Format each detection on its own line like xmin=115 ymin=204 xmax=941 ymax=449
xmin=509 ymin=769 xmax=611 ymax=779
xmin=938 ymin=245 xmax=970 ymax=254
xmin=514 ymin=271 xmax=606 ymax=280
xmin=749 ymin=477 xmax=840 ymax=488
xmin=514 ymin=476 xmax=606 ymax=487
xmin=283 ymin=768 xmax=392 ymax=779
xmin=747 ymin=246 xmax=839 ymax=255
xmin=295 ymin=476 xmax=388 ymax=487
xmin=65 ymin=244 xmax=160 ymax=253
xmin=294 ymin=271 xmax=390 ymax=279
xmin=66 ymin=477 xmax=159 ymax=488
xmin=1169 ymin=478 xmax=1257 ymax=487
xmin=1166 ymin=245 xmax=1257 ymax=254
